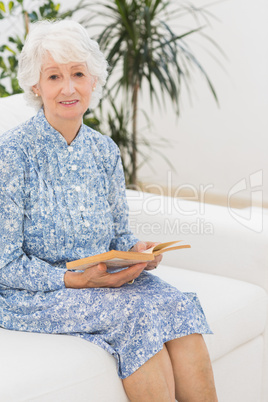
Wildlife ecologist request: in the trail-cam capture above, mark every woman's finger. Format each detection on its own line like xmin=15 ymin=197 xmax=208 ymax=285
xmin=82 ymin=262 xmax=147 ymax=288
xmin=145 ymin=253 xmax=163 ymax=271
xmin=106 ymin=263 xmax=147 ymax=288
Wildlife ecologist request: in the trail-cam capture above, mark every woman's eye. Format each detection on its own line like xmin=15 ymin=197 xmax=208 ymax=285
xmin=49 ymin=75 xmax=58 ymax=80
xmin=75 ymin=72 xmax=84 ymax=77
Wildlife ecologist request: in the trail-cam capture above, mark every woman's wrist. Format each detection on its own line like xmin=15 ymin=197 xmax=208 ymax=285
xmin=64 ymin=270 xmax=84 ymax=288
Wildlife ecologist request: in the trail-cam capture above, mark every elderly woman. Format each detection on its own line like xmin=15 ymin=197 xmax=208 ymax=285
xmin=0 ymin=20 xmax=217 ymax=401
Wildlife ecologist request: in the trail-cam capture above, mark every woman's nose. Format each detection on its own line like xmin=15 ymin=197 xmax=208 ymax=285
xmin=61 ymin=78 xmax=75 ymax=96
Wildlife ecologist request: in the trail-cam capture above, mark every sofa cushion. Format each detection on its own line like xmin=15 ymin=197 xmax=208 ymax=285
xmin=154 ymin=265 xmax=268 ymax=361
xmin=0 ymin=94 xmax=35 ymax=135
xmin=0 ymin=327 xmax=128 ymax=402
xmin=126 ymin=189 xmax=268 ymax=294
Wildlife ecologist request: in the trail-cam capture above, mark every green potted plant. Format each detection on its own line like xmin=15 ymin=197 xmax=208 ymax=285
xmin=85 ymin=0 xmax=222 ymax=185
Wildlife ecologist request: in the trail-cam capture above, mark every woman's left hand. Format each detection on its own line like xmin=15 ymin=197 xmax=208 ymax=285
xmin=131 ymin=241 xmax=163 ymax=271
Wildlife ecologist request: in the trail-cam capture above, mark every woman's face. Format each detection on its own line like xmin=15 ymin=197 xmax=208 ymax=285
xmin=33 ymin=53 xmax=95 ymax=131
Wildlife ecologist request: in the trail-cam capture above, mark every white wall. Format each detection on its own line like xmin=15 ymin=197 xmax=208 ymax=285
xmin=136 ymin=0 xmax=268 ymax=208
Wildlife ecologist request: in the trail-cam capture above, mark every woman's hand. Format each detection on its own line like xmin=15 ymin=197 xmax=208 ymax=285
xmin=64 ymin=241 xmax=162 ymax=289
xmin=130 ymin=241 xmax=163 ymax=271
xmin=64 ymin=261 xmax=147 ymax=289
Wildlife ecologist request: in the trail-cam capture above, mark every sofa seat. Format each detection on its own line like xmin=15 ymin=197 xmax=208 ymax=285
xmin=1 ymin=266 xmax=266 ymax=402
xmin=154 ymin=265 xmax=267 ymax=362
xmin=0 ymin=328 xmax=128 ymax=402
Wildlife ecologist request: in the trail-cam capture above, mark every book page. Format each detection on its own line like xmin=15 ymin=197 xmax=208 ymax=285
xmin=142 ymin=241 xmax=183 ymax=254
xmin=76 ymin=257 xmax=149 ymax=270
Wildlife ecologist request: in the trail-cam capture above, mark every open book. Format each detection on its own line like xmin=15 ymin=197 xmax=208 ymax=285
xmin=66 ymin=241 xmax=191 ymax=270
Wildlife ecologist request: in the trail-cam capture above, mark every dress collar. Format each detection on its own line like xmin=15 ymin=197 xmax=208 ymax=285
xmin=33 ymin=107 xmax=86 ymax=151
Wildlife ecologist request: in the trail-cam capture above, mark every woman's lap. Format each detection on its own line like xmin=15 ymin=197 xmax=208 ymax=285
xmin=0 ymin=271 xmax=212 ymax=378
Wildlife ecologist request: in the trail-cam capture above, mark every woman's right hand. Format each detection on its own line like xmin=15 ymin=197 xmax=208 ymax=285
xmin=64 ymin=262 xmax=147 ymax=289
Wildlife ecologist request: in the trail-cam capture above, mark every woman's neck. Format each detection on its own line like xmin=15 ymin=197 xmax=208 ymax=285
xmin=44 ymin=112 xmax=82 ymax=145
xmin=58 ymin=120 xmax=82 ymax=145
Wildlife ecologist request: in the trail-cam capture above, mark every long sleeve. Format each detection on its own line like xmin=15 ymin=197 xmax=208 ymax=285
xmin=105 ymin=138 xmax=139 ymax=251
xmin=0 ymin=141 xmax=66 ymax=292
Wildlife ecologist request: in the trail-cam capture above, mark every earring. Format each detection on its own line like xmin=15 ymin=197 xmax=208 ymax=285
xmin=35 ymin=93 xmax=39 ymax=97
xmin=92 ymin=87 xmax=96 ymax=92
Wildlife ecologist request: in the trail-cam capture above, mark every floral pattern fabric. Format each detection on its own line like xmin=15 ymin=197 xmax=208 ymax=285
xmin=0 ymin=108 xmax=212 ymax=378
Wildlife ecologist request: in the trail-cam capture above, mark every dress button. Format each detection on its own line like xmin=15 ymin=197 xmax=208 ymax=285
xmin=75 ymin=186 xmax=81 ymax=192
xmin=79 ymin=205 xmax=86 ymax=211
xmin=68 ymin=146 xmax=74 ymax=152
xmin=71 ymin=165 xmax=77 ymax=171
xmin=84 ymin=222 xmax=90 ymax=228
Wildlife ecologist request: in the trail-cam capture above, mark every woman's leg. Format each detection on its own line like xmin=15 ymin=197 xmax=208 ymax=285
xmin=122 ymin=344 xmax=175 ymax=402
xmin=166 ymin=334 xmax=218 ymax=402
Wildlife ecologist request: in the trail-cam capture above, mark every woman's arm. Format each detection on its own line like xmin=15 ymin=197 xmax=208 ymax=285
xmin=0 ymin=143 xmax=66 ymax=292
xmin=105 ymin=138 xmax=139 ymax=252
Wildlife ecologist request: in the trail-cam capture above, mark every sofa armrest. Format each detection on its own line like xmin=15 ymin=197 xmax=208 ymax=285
xmin=127 ymin=190 xmax=268 ymax=292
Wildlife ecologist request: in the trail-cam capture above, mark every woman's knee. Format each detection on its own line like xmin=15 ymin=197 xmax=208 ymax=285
xmin=122 ymin=346 xmax=175 ymax=401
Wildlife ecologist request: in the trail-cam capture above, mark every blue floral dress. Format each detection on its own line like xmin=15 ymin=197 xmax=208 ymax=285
xmin=0 ymin=108 xmax=212 ymax=379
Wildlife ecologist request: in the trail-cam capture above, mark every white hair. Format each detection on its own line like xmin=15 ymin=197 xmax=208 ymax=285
xmin=18 ymin=20 xmax=108 ymax=110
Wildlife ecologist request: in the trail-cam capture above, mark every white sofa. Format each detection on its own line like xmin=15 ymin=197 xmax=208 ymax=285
xmin=0 ymin=94 xmax=267 ymax=402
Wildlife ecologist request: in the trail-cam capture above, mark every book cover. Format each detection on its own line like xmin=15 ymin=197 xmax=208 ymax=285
xmin=66 ymin=241 xmax=191 ymax=270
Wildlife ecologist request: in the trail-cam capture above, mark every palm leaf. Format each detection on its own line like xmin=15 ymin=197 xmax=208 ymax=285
xmin=88 ymin=0 xmax=224 ymax=184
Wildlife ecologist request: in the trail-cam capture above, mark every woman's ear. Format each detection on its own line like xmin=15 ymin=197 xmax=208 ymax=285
xmin=92 ymin=77 xmax=97 ymax=91
xmin=32 ymin=85 xmax=39 ymax=97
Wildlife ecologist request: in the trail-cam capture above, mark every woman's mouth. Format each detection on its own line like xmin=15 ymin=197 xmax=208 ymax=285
xmin=60 ymin=100 xmax=79 ymax=105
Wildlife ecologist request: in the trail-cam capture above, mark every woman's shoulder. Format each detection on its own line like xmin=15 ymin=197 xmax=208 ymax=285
xmin=0 ymin=117 xmax=35 ymax=163
xmin=84 ymin=124 xmax=118 ymax=150
xmin=84 ymin=124 xmax=120 ymax=157
xmin=83 ymin=125 xmax=121 ymax=175
xmin=0 ymin=117 xmax=35 ymax=148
